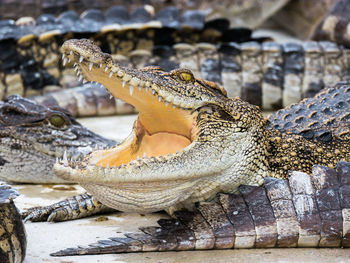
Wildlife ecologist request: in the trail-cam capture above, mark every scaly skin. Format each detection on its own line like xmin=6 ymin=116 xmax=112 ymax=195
xmin=51 ymin=39 xmax=350 ymax=215
xmin=0 ymin=95 xmax=116 ymax=183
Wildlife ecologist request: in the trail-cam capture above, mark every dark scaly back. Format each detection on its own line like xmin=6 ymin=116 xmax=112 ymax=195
xmin=265 ymin=82 xmax=350 ymax=178
xmin=267 ymin=82 xmax=350 ymax=142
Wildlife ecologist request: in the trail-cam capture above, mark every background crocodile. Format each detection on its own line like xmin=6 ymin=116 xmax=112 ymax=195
xmin=50 ymin=162 xmax=350 ymax=256
xmin=1 ymin=2 xmax=350 ymax=117
xmin=0 ymin=183 xmax=26 ymax=262
xmin=0 ymin=5 xmax=266 ymax=100
xmin=0 ymin=95 xmax=116 ymax=183
xmin=0 ymin=0 xmax=289 ymax=28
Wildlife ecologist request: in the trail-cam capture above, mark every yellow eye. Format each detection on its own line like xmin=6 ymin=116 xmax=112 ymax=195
xmin=180 ymin=72 xmax=193 ymax=82
xmin=49 ymin=114 xmax=65 ymax=127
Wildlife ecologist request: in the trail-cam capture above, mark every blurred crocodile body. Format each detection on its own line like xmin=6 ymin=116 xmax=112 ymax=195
xmin=0 ymin=5 xmax=263 ymax=100
xmin=51 ymin=162 xmax=350 ymax=255
xmin=2 ymin=4 xmax=350 ymax=113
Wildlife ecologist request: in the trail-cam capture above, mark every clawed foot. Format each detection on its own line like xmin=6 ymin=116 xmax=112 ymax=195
xmin=22 ymin=193 xmax=115 ymax=222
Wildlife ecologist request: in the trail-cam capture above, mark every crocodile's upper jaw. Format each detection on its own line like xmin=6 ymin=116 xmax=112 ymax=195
xmin=56 ymin=39 xmax=268 ymax=212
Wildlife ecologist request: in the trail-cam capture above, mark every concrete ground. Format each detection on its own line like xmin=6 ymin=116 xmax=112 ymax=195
xmin=12 ymin=114 xmax=350 ymax=263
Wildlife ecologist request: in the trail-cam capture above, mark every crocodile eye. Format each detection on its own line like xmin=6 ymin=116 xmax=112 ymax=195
xmin=179 ymin=72 xmax=193 ymax=82
xmin=49 ymin=114 xmax=65 ymax=127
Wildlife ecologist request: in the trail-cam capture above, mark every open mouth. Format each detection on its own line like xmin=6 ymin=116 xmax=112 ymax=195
xmin=56 ymin=39 xmax=263 ymax=212
xmin=60 ymin=39 xmax=206 ymax=170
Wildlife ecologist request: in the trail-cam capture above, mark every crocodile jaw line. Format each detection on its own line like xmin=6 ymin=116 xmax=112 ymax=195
xmin=54 ymin=40 xmax=229 ymax=212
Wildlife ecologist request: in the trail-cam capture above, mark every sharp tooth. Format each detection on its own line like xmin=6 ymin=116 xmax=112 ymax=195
xmin=62 ymin=54 xmax=65 ymax=60
xmin=69 ymin=50 xmax=73 ymax=55
xmin=74 ymin=66 xmax=78 ymax=72
xmin=104 ymin=66 xmax=108 ymax=72
xmin=137 ymin=155 xmax=140 ymax=160
xmin=158 ymin=96 xmax=162 ymax=102
xmin=73 ymin=62 xmax=77 ymax=67
xmin=122 ymin=81 xmax=126 ymax=88
xmin=117 ymin=70 xmax=124 ymax=77
xmin=129 ymin=85 xmax=134 ymax=96
xmin=79 ymin=56 xmax=84 ymax=63
xmin=143 ymin=152 xmax=147 ymax=158
xmin=121 ymin=163 xmax=125 ymax=168
xmin=83 ymin=79 xmax=87 ymax=84
xmin=67 ymin=58 xmax=71 ymax=63
xmin=165 ymin=101 xmax=169 ymax=106
xmin=109 ymin=71 xmax=113 ymax=78
xmin=99 ymin=63 xmax=103 ymax=68
xmin=78 ymin=75 xmax=83 ymax=82
xmin=56 ymin=157 xmax=58 ymax=163
xmin=152 ymin=89 xmax=155 ymax=95
xmin=62 ymin=57 xmax=67 ymax=66
xmin=109 ymin=94 xmax=113 ymax=99
xmin=89 ymin=62 xmax=93 ymax=71
xmin=63 ymin=150 xmax=68 ymax=167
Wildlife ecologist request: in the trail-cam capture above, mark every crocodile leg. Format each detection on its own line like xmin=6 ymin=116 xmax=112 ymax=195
xmin=22 ymin=193 xmax=115 ymax=222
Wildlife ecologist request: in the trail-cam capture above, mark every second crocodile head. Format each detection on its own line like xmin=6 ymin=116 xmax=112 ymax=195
xmin=56 ymin=39 xmax=269 ymax=213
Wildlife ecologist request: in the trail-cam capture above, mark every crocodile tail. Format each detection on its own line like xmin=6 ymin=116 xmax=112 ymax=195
xmin=50 ymin=162 xmax=350 ymax=256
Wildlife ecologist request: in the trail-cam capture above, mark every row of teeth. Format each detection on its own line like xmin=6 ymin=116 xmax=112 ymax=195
xmin=55 ymin=144 xmax=107 ymax=164
xmin=63 ymin=52 xmax=193 ymax=110
xmin=58 ymin=148 xmax=180 ymax=169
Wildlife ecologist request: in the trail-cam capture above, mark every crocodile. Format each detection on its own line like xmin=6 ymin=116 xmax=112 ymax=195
xmin=0 ymin=5 xmax=264 ymax=100
xmin=0 ymin=94 xmax=116 ymax=183
xmin=0 ymin=183 xmax=26 ymax=262
xmin=51 ymin=162 xmax=350 ymax=255
xmin=23 ymin=38 xmax=350 ymax=216
xmin=312 ymin=0 xmax=350 ymax=47
xmin=29 ymin=40 xmax=350 ymax=116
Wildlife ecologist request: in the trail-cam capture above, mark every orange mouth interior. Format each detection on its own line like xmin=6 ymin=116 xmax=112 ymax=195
xmin=78 ymin=61 xmax=198 ymax=167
